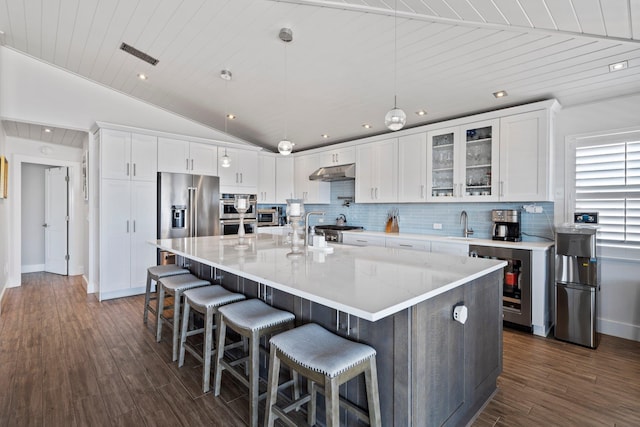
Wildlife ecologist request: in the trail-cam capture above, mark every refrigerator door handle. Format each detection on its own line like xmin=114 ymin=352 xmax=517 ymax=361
xmin=193 ymin=187 xmax=198 ymax=237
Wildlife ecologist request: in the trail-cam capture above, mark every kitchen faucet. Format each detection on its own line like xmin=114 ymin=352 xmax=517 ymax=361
xmin=460 ymin=210 xmax=474 ymax=238
xmin=305 ymin=211 xmax=325 ymax=246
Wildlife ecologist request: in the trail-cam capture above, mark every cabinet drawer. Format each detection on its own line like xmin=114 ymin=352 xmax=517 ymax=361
xmin=342 ymin=234 xmax=386 ymax=247
xmin=386 ymin=238 xmax=430 ymax=252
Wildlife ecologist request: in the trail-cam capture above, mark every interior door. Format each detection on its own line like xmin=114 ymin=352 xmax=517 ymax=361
xmin=44 ymin=167 xmax=68 ymax=275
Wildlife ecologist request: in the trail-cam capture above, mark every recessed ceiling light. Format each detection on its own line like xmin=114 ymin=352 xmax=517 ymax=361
xmin=137 ymin=73 xmax=148 ymax=80
xmin=43 ymin=128 xmax=52 ymax=133
xmin=493 ymin=90 xmax=508 ymax=98
xmin=362 ymin=124 xmax=372 ymax=129
xmin=220 ymin=69 xmax=233 ymax=81
xmin=321 ymin=134 xmax=329 ymax=139
xmin=226 ymin=114 xmax=236 ymax=120
xmin=416 ymin=110 xmax=427 ymax=116
xmin=609 ymin=61 xmax=628 ymax=72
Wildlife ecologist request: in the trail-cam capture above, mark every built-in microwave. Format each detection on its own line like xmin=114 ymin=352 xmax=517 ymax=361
xmin=257 ymin=208 xmax=279 ymax=226
xmin=219 ymin=194 xmax=257 ymax=220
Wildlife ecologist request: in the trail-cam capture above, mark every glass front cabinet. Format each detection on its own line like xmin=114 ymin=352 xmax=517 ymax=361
xmin=427 ymin=119 xmax=499 ymax=202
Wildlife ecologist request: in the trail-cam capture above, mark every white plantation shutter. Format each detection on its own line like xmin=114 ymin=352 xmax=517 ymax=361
xmin=574 ymin=137 xmax=640 ymax=247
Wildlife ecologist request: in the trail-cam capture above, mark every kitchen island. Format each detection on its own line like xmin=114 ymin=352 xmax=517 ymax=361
xmin=153 ymin=234 xmax=506 ymax=426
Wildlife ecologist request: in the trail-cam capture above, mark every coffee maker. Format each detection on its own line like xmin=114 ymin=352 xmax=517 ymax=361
xmin=491 ymin=209 xmax=521 ymax=241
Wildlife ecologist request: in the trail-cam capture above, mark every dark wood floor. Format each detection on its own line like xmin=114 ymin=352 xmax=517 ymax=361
xmin=0 ymin=273 xmax=638 ymax=426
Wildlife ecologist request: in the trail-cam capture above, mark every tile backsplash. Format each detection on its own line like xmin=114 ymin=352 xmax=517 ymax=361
xmin=260 ymin=180 xmax=555 ymax=242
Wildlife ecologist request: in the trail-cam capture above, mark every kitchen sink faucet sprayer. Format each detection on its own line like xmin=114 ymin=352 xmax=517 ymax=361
xmin=305 ymin=211 xmax=325 ymax=246
xmin=460 ymin=210 xmax=474 ymax=238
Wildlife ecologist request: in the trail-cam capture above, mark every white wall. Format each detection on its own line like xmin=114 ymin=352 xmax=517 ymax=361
xmin=0 ymin=46 xmax=9 ymax=309
xmin=554 ymin=92 xmax=640 ymax=341
xmin=5 ymin=137 xmax=84 ymax=288
xmin=21 ymin=163 xmax=48 ymax=272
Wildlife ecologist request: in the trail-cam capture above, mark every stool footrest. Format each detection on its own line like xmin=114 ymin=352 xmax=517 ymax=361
xmin=312 ymin=383 xmax=370 ymax=424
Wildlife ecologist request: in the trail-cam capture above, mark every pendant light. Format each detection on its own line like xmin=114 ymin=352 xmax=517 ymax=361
xmin=220 ymin=69 xmax=232 ymax=168
xmin=385 ymin=0 xmax=406 ymax=131
xmin=277 ymin=28 xmax=294 ymax=156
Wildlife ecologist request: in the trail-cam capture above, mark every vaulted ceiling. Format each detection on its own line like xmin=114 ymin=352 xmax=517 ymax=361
xmin=1 ymin=0 xmax=639 ymax=152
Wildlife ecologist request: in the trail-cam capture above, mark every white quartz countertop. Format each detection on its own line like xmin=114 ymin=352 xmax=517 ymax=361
xmin=152 ymin=234 xmax=506 ymax=321
xmin=342 ymin=230 xmax=554 ymax=251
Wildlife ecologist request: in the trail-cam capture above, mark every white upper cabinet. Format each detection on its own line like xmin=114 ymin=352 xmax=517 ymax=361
xmin=258 ymin=153 xmax=276 ymax=203
xmin=356 ymin=138 xmax=398 ymax=203
xmin=427 ymin=119 xmax=499 ymax=202
xmin=189 ymin=142 xmax=219 ymax=176
xmin=320 ymin=147 xmax=356 ymax=166
xmin=398 ymin=133 xmax=428 ymax=202
xmin=294 ymin=153 xmax=330 ymax=204
xmin=499 ymin=110 xmax=552 ymax=201
xmin=218 ymin=147 xmax=258 ymax=194
xmin=158 ymin=137 xmax=218 ymax=176
xmin=275 ymin=156 xmax=295 ymax=203
xmin=101 ymin=129 xmax=157 ymax=182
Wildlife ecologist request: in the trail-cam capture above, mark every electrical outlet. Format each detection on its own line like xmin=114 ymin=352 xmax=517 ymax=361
xmin=433 ymin=223 xmax=442 ymax=230
xmin=523 ymin=205 xmax=543 ymax=214
xmin=318 ymin=218 xmax=324 ymax=223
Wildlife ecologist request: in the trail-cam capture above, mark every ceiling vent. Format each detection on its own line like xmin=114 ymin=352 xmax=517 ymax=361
xmin=119 ymin=42 xmax=159 ymax=66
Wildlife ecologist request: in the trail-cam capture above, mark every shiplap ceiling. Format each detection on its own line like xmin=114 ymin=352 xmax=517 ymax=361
xmin=2 ymin=120 xmax=87 ymax=148
xmin=1 ymin=0 xmax=639 ymax=153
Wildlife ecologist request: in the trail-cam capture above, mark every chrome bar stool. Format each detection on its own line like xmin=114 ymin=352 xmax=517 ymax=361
xmin=213 ymin=299 xmax=296 ymax=427
xmin=178 ymin=285 xmax=246 ymax=393
xmin=265 ymin=323 xmax=381 ymax=427
xmin=156 ymin=273 xmax=210 ymax=361
xmin=144 ymin=264 xmax=189 ymax=325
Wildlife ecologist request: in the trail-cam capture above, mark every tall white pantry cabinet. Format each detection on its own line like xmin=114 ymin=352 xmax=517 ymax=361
xmin=98 ymin=128 xmax=157 ymax=301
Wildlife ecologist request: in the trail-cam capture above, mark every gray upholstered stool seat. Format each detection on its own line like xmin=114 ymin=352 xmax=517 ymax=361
xmin=144 ymin=264 xmax=189 ymax=325
xmin=265 ymin=323 xmax=381 ymax=427
xmin=156 ymin=274 xmax=210 ymax=361
xmin=179 ymin=285 xmax=246 ymax=393
xmin=214 ymin=299 xmax=296 ymax=427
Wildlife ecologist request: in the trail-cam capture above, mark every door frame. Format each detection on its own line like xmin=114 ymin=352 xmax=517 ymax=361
xmin=44 ymin=166 xmax=69 ymax=275
xmin=9 ymin=155 xmax=82 ymax=288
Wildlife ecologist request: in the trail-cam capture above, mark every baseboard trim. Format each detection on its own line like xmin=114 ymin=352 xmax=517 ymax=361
xmin=598 ymin=318 xmax=640 ymax=342
xmin=21 ymin=264 xmax=44 ymax=273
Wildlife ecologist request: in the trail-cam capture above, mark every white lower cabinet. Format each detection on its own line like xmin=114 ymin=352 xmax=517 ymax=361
xmin=99 ymin=179 xmax=157 ymax=300
xmin=430 ymin=241 xmax=470 ymax=256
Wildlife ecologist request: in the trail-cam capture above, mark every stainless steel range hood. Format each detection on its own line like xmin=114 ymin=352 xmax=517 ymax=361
xmin=309 ymin=163 xmax=356 ymax=182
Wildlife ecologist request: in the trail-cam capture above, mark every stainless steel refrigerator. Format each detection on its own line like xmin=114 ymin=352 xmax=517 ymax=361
xmin=157 ymin=172 xmax=220 ymax=263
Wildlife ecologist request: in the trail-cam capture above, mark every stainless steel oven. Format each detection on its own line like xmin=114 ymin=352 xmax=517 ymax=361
xmin=219 ymin=193 xmax=257 ymax=219
xmin=220 ymin=218 xmax=257 ymax=235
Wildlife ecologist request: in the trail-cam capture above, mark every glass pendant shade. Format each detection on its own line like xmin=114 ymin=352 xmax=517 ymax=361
xmin=278 ymin=139 xmax=293 ymax=155
xmin=385 ymin=107 xmax=407 ymax=131
xmin=221 ymin=150 xmax=231 ymax=168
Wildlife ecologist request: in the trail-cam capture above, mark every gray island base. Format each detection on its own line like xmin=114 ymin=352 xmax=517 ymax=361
xmin=152 ymin=234 xmax=506 ymax=426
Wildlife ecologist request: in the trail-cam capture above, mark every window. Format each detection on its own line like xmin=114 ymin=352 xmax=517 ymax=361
xmin=569 ymin=130 xmax=640 ymax=252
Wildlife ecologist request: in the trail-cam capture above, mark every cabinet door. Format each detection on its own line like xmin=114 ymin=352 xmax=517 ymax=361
xmin=321 ymin=147 xmax=356 ymax=166
xmin=427 ymin=127 xmax=458 ymax=201
xmin=355 ymin=144 xmax=375 ymax=202
xmin=385 ymin=237 xmax=430 ymax=252
xmin=499 ymin=110 xmax=550 ymax=201
xmin=398 ymin=133 xmax=427 ymax=202
xmin=100 ymin=179 xmax=132 ymax=295
xmin=237 ymin=150 xmax=258 ymax=191
xmin=130 ymin=133 xmax=157 ymax=181
xmin=372 ymin=138 xmax=398 ymax=203
xmin=130 ymin=180 xmax=157 ymax=289
xmin=431 ymin=241 xmax=469 ymax=256
xmin=258 ymin=154 xmax=276 ymax=203
xmin=459 ymin=119 xmax=499 ymax=201
xmin=158 ymin=137 xmax=190 ymax=173
xmin=189 ymin=142 xmax=218 ymax=176
xmin=294 ymin=154 xmax=329 ymax=203
xmin=342 ymin=234 xmax=386 ymax=247
xmin=101 ymin=129 xmax=131 ymax=180
xmin=275 ymin=156 xmax=295 ymax=203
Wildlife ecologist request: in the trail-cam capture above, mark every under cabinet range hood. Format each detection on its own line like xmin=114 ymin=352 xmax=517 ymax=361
xmin=309 ymin=163 xmax=356 ymax=182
